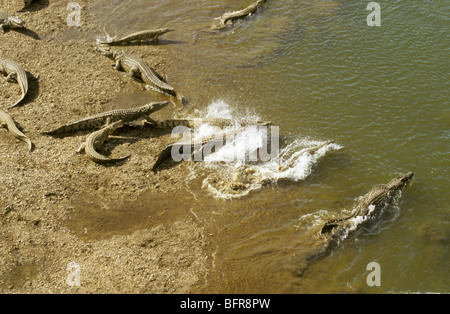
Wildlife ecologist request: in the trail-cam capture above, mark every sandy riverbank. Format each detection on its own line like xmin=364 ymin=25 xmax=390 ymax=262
xmin=0 ymin=0 xmax=210 ymax=293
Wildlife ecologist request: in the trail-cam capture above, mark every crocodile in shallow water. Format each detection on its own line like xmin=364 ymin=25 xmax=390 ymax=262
xmin=95 ymin=46 xmax=186 ymax=107
xmin=152 ymin=122 xmax=271 ymax=171
xmin=98 ymin=28 xmax=174 ymax=46
xmin=145 ymin=118 xmax=271 ymax=129
xmin=212 ymin=0 xmax=267 ymax=30
xmin=279 ymin=140 xmax=335 ymax=171
xmin=320 ymin=172 xmax=414 ymax=235
xmin=289 ymin=172 xmax=414 ymax=276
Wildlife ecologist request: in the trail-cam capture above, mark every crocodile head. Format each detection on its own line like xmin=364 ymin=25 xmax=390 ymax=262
xmin=387 ymin=172 xmax=414 ymax=190
xmin=157 ymin=28 xmax=174 ymax=36
xmin=143 ymin=101 xmax=169 ymax=114
xmin=95 ymin=45 xmax=116 ymax=59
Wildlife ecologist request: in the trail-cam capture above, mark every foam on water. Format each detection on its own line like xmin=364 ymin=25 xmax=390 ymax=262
xmin=186 ymin=101 xmax=342 ymax=199
xmin=95 ymin=31 xmax=117 ymax=44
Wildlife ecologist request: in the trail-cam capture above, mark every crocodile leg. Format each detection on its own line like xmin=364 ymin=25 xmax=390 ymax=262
xmin=113 ymin=59 xmax=123 ymax=71
xmin=102 ymin=117 xmax=111 ymax=128
xmin=77 ymin=142 xmax=86 ymax=153
xmin=144 ymin=117 xmax=157 ymax=124
xmin=1 ymin=122 xmax=6 ymax=128
xmin=128 ymin=66 xmax=141 ymax=80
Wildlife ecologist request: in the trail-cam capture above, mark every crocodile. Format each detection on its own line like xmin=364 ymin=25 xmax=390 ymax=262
xmin=77 ymin=120 xmax=130 ymax=163
xmin=42 ymin=101 xmax=168 ymax=136
xmin=95 ymin=46 xmax=186 ymax=106
xmin=0 ymin=109 xmax=32 ymax=150
xmin=0 ymin=58 xmax=29 ymax=109
xmin=152 ymin=122 xmax=271 ymax=171
xmin=0 ymin=11 xmax=25 ymax=33
xmin=212 ymin=0 xmax=267 ymax=30
xmin=289 ymin=172 xmax=415 ymax=276
xmin=321 ymin=172 xmax=414 ymax=235
xmin=280 ymin=140 xmax=335 ymax=171
xmin=145 ymin=118 xmax=272 ymax=129
xmin=98 ymin=28 xmax=174 ymax=46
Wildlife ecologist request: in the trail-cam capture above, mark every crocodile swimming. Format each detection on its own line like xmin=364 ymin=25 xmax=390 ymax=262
xmin=0 ymin=11 xmax=25 ymax=33
xmin=212 ymin=0 xmax=267 ymax=30
xmin=0 ymin=58 xmax=29 ymax=109
xmin=95 ymin=46 xmax=186 ymax=106
xmin=279 ymin=140 xmax=335 ymax=171
xmin=42 ymin=101 xmax=168 ymax=136
xmin=145 ymin=118 xmax=272 ymax=129
xmin=320 ymin=172 xmax=414 ymax=235
xmin=288 ymin=172 xmax=414 ymax=276
xmin=77 ymin=120 xmax=130 ymax=163
xmin=98 ymin=28 xmax=174 ymax=46
xmin=152 ymin=122 xmax=271 ymax=171
xmin=0 ymin=110 xmax=32 ymax=150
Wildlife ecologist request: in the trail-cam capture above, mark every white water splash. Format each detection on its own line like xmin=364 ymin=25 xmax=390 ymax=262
xmin=186 ymin=101 xmax=342 ymax=199
xmin=95 ymin=31 xmax=117 ymax=44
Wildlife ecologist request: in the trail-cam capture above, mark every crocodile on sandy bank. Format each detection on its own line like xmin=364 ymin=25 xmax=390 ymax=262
xmin=152 ymin=122 xmax=271 ymax=171
xmin=0 ymin=58 xmax=29 ymax=109
xmin=0 ymin=11 xmax=25 ymax=33
xmin=98 ymin=28 xmax=174 ymax=46
xmin=77 ymin=120 xmax=130 ymax=163
xmin=42 ymin=101 xmax=168 ymax=136
xmin=0 ymin=109 xmax=32 ymax=150
xmin=320 ymin=172 xmax=414 ymax=235
xmin=145 ymin=118 xmax=272 ymax=129
xmin=212 ymin=0 xmax=267 ymax=30
xmin=95 ymin=46 xmax=186 ymax=107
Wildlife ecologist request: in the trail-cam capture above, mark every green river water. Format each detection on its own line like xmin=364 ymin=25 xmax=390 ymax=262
xmin=87 ymin=0 xmax=449 ymax=293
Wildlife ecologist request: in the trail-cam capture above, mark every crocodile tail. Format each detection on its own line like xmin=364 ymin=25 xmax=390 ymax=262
xmin=42 ymin=125 xmax=67 ymax=136
xmin=7 ymin=93 xmax=25 ymax=109
xmin=88 ymin=150 xmax=131 ymax=164
xmin=152 ymin=145 xmax=173 ymax=171
xmin=12 ymin=133 xmax=32 ymax=151
xmin=24 ymin=137 xmax=32 ymax=151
